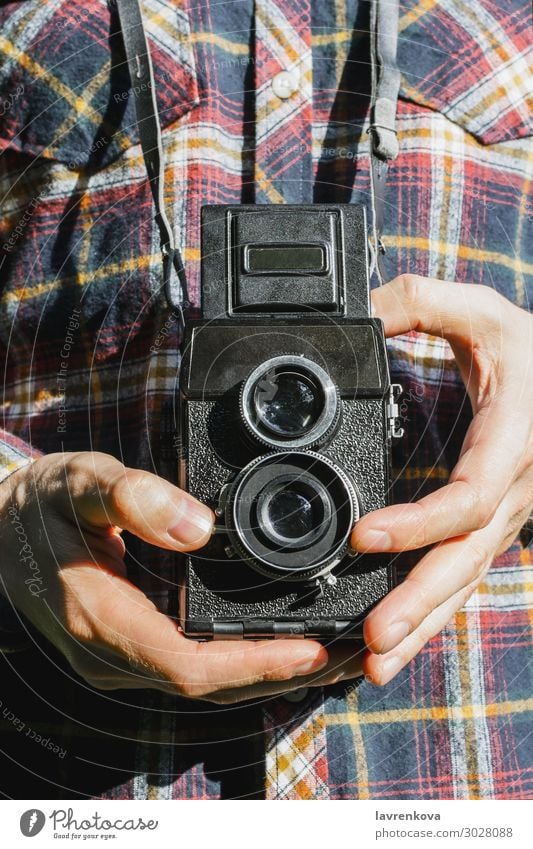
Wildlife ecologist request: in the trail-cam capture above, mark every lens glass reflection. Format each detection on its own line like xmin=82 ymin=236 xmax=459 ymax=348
xmin=254 ymin=370 xmax=322 ymax=437
xmin=266 ymin=485 xmax=320 ymax=540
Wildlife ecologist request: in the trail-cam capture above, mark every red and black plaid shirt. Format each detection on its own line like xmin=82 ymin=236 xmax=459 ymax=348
xmin=0 ymin=0 xmax=531 ymax=799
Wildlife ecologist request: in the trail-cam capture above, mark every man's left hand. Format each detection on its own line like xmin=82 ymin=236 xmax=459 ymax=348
xmin=351 ymin=274 xmax=533 ymax=685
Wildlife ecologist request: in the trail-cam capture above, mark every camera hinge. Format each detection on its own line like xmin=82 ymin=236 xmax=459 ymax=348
xmin=213 ymin=622 xmax=244 ymax=639
xmin=386 ymin=383 xmax=404 ymax=439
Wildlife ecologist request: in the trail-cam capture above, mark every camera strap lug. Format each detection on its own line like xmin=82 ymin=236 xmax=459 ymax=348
xmin=386 ymin=383 xmax=404 ymax=439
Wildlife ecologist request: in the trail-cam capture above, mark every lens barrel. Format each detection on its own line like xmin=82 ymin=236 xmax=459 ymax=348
xmin=240 ymin=355 xmax=341 ymax=450
xmin=224 ymin=450 xmax=359 ymax=581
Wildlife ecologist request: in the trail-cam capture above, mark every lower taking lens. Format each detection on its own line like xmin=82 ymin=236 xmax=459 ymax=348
xmin=265 ymin=484 xmax=324 ymax=541
xmin=227 ymin=450 xmax=359 ymax=580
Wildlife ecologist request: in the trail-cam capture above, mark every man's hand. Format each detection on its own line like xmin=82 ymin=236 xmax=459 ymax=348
xmin=0 ymin=452 xmax=362 ymax=702
xmin=351 ymin=275 xmax=533 ymax=685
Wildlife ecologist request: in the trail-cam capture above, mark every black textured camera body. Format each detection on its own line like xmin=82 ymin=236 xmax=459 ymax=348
xmin=177 ymin=204 xmax=402 ymax=639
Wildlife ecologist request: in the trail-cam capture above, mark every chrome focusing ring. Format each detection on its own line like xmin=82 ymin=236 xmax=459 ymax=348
xmin=224 ymin=450 xmax=360 ymax=582
xmin=240 ymin=354 xmax=341 ymax=450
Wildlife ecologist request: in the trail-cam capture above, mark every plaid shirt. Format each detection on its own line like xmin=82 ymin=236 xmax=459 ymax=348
xmin=0 ymin=0 xmax=532 ymax=800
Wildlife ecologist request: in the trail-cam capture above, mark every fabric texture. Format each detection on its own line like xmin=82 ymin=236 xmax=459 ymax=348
xmin=0 ymin=0 xmax=531 ymax=799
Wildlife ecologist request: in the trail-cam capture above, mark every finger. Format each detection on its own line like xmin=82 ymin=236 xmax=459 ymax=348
xmin=496 ymin=500 xmax=533 ymax=556
xmin=364 ymin=278 xmax=530 ymax=550
xmin=370 ymin=274 xmax=510 ymax=343
xmin=177 ymin=636 xmax=331 ymax=698
xmin=206 ymin=645 xmax=364 ymax=703
xmin=94 ymin=642 xmax=364 ymax=701
xmin=80 ymin=530 xmax=127 ymax=575
xmin=352 ymin=397 xmax=528 ymax=556
xmin=70 ymin=566 xmax=330 ymax=697
xmin=363 ymin=579 xmax=480 ymax=686
xmin=362 ymin=495 xmax=511 ymax=655
xmin=58 ymin=453 xmax=214 ymax=552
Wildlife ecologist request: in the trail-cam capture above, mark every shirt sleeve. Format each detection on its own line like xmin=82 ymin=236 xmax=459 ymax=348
xmin=0 ymin=429 xmax=42 ymax=651
xmin=0 ymin=429 xmax=42 ymax=484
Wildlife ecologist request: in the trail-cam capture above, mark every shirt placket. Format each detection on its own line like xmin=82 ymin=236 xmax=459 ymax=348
xmin=253 ymin=2 xmax=326 ymax=799
xmin=254 ymin=0 xmax=313 ymax=203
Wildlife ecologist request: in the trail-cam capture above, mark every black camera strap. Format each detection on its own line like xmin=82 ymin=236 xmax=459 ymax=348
xmin=113 ymin=0 xmax=190 ymax=321
xmin=369 ymin=0 xmax=401 ymax=285
xmin=114 ymin=0 xmax=400 ymax=309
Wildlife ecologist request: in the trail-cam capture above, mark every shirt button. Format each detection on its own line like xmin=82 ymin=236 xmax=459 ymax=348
xmin=282 ymin=687 xmax=309 ymax=703
xmin=272 ymin=70 xmax=299 ymax=99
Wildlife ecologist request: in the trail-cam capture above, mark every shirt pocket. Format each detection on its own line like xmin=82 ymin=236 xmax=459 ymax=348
xmin=0 ymin=0 xmax=199 ymax=169
xmin=397 ymin=0 xmax=532 ymax=143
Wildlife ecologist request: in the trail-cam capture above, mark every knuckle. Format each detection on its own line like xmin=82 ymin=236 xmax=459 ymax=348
xmin=63 ymin=451 xmax=89 ymax=477
xmin=408 ymin=502 xmax=432 ymax=547
xmin=396 ymin=273 xmax=424 ymax=308
xmin=128 ymin=470 xmax=165 ymax=508
xmin=456 ymin=480 xmax=496 ymax=529
xmin=404 ymin=573 xmax=433 ymax=620
xmin=512 ymin=496 xmax=533 ymax=532
xmin=416 ymin=616 xmax=439 ymax=647
xmin=472 ymin=490 xmax=497 ymax=528
xmin=478 ymin=284 xmax=502 ymax=310
xmin=121 ymin=467 xmax=148 ymax=495
xmin=466 ymin=539 xmax=490 ymax=576
xmin=176 ymin=680 xmax=194 ymax=698
xmin=55 ymin=452 xmax=121 ymax=505
xmin=63 ymin=452 xmax=108 ymax=487
xmin=105 ymin=470 xmax=133 ymax=521
xmin=263 ymin=665 xmax=294 ymax=684
xmin=211 ymin=691 xmax=252 ymax=705
xmin=474 ymin=286 xmax=511 ymax=330
xmin=32 ymin=452 xmax=82 ymax=501
xmin=107 ymin=468 xmax=162 ymax=521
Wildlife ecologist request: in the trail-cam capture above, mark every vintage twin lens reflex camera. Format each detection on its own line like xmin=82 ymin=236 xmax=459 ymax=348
xmin=177 ymin=204 xmax=403 ymax=640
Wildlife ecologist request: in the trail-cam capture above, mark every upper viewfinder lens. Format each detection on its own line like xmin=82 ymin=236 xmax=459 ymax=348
xmin=254 ymin=370 xmax=323 ymax=438
xmin=241 ymin=355 xmax=340 ymax=450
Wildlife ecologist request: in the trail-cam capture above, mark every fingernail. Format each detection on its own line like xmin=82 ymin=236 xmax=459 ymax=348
xmin=168 ymin=501 xmax=214 ymax=546
xmin=380 ymin=654 xmax=403 ymax=685
xmin=380 ymin=620 xmax=410 ymax=653
xmin=353 ymin=528 xmax=392 ymax=552
xmin=106 ymin=534 xmax=125 ymax=559
xmin=293 ymin=652 xmax=329 ymax=676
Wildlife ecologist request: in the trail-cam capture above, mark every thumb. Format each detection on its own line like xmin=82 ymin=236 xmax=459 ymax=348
xmin=65 ymin=453 xmax=214 ymax=551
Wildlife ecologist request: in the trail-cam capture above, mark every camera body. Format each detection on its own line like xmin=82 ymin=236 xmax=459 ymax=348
xmin=178 ymin=204 xmax=402 ymax=640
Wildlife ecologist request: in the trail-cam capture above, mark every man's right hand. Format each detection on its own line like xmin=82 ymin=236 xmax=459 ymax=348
xmin=0 ymin=452 xmax=361 ymax=702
